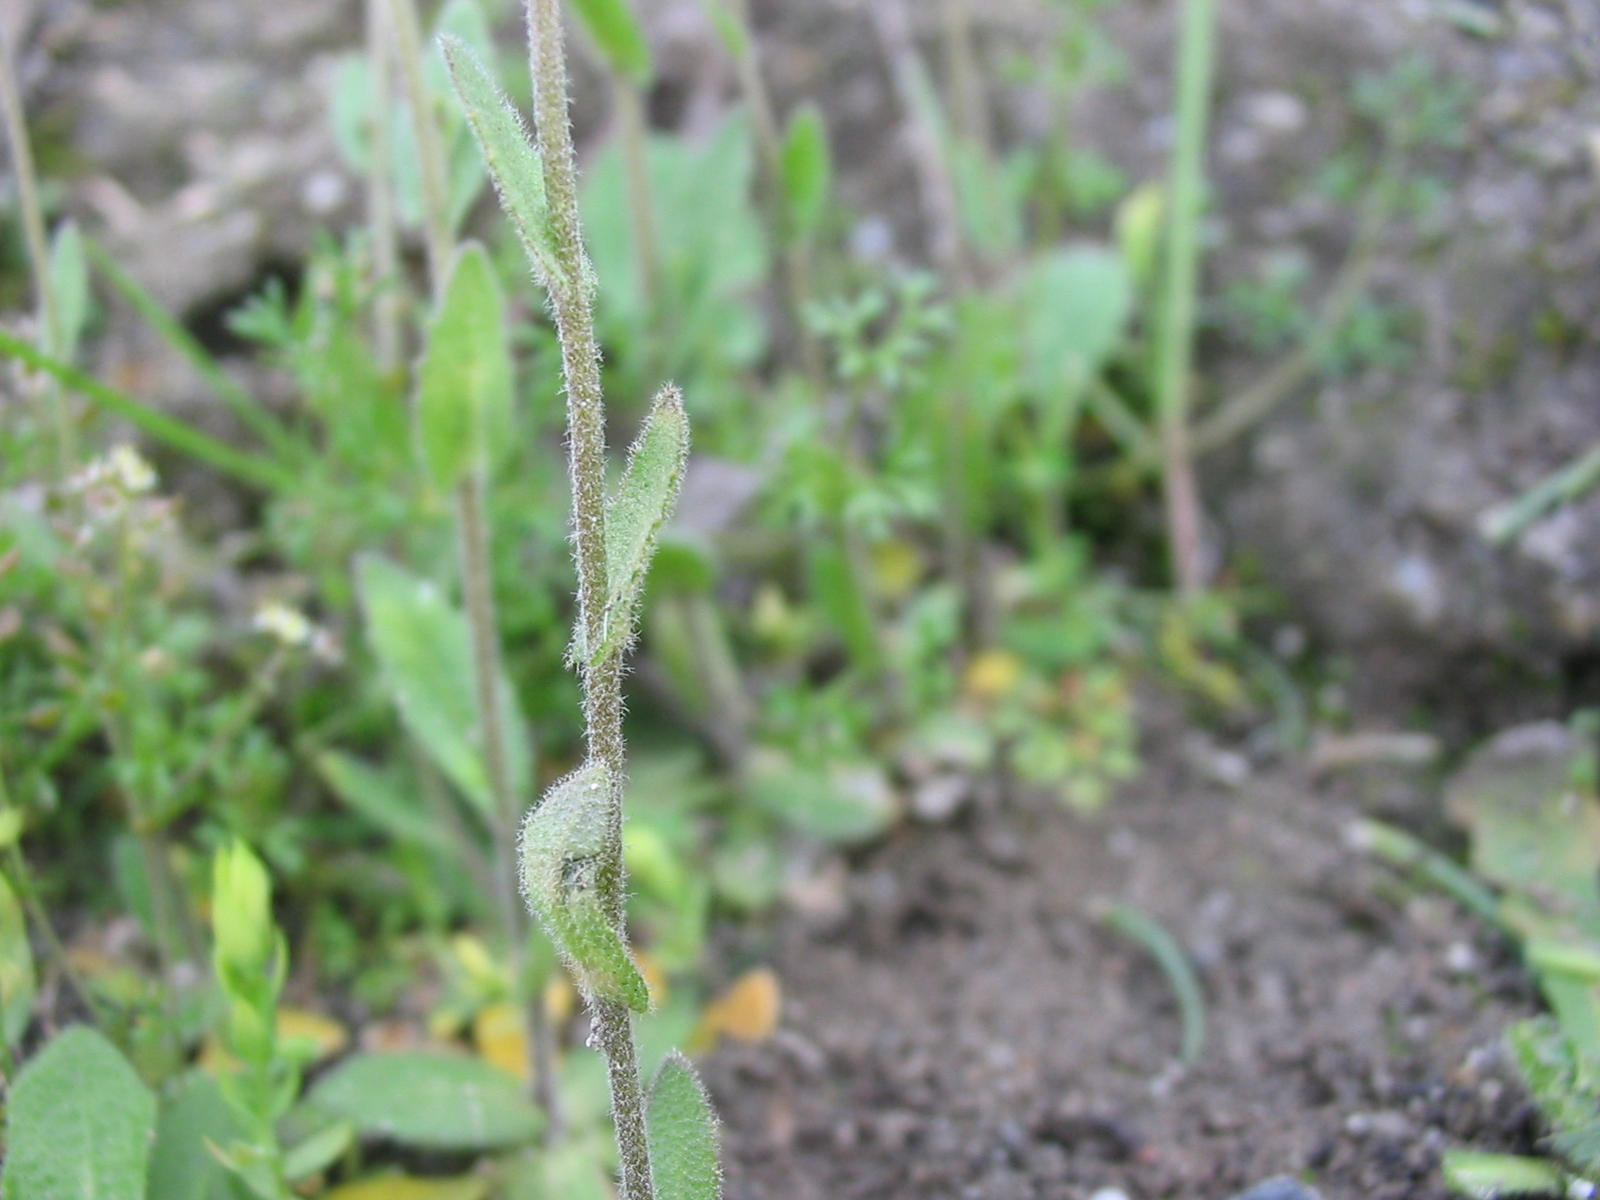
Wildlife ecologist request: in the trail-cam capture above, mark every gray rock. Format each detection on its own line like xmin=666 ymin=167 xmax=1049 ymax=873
xmin=1228 ymin=1177 xmax=1323 ymax=1200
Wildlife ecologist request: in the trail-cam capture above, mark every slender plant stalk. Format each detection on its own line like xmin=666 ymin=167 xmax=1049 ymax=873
xmin=0 ymin=16 xmax=74 ymax=473
xmin=387 ymin=0 xmax=455 ymax=293
xmin=392 ymin=6 xmax=562 ymax=1122
xmin=615 ymin=79 xmax=662 ymax=313
xmin=939 ymin=0 xmax=990 ymax=159
xmin=454 ymin=467 xmax=562 ymax=1130
xmin=524 ymin=0 xmax=653 ymax=1195
xmin=868 ymin=0 xmax=969 ymax=286
xmin=718 ymin=0 xmax=821 ymax=378
xmin=1153 ymin=0 xmax=1219 ymax=595
xmin=366 ymin=0 xmax=404 ymax=373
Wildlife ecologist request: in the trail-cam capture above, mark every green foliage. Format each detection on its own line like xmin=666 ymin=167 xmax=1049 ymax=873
xmin=1096 ymin=900 xmax=1206 ymax=1065
xmin=442 ymin=36 xmax=565 ymax=293
xmin=47 ymin=220 xmax=89 ymax=362
xmin=569 ymin=0 xmax=653 ymax=85
xmin=778 ymin=105 xmax=831 ymax=244
xmin=646 ymin=1052 xmax=722 ymax=1200
xmin=1 ymin=1026 xmax=157 ymax=1200
xmin=578 ymin=386 xmax=690 ymax=668
xmin=1441 ymin=1151 xmax=1567 ymax=1199
xmin=357 ymin=555 xmax=532 ymax=820
xmin=145 ymin=1072 xmax=237 ymax=1200
xmin=416 ymin=243 xmax=514 ymax=492
xmin=520 ymin=764 xmax=650 ymax=1012
xmin=0 ymin=871 xmax=36 ymax=1048
xmin=307 ymin=1050 xmax=544 ymax=1150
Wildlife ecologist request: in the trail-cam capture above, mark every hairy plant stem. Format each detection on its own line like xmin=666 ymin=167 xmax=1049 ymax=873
xmin=0 ymin=17 xmax=74 ymax=474
xmin=1153 ymin=0 xmax=1218 ymax=595
xmin=387 ymin=0 xmax=455 ymax=294
xmin=525 ymin=0 xmax=652 ymax=1194
xmin=365 ymin=0 xmax=403 ymax=373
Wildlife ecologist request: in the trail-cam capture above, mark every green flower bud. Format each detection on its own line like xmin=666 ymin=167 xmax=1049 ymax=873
xmin=212 ymin=839 xmax=274 ymax=979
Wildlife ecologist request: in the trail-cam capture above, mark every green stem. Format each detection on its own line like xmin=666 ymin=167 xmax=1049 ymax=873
xmin=616 ymin=79 xmax=662 ymax=314
xmin=524 ymin=0 xmax=651 ymax=1193
xmin=388 ymin=0 xmax=456 ymax=295
xmin=0 ymin=16 xmax=74 ymax=473
xmin=939 ymin=0 xmax=989 ymax=157
xmin=455 ymin=470 xmax=563 ymax=1132
xmin=1153 ymin=0 xmax=1218 ymax=595
xmin=366 ymin=0 xmax=405 ymax=373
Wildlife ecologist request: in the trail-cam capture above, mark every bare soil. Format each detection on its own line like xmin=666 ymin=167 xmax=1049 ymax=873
xmin=704 ymin=703 xmax=1541 ymax=1200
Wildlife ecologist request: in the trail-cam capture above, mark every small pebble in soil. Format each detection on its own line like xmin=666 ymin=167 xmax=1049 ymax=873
xmin=1088 ymin=1189 xmax=1131 ymax=1200
xmin=1227 ymin=1178 xmax=1323 ymax=1200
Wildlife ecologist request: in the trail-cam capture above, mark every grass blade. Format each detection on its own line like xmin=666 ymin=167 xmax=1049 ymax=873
xmin=0 ymin=328 xmax=294 ymax=492
xmin=1095 ymin=899 xmax=1206 ymax=1066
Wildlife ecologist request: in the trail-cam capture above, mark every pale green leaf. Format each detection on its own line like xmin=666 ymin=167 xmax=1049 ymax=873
xmin=742 ymin=748 xmax=897 ymax=844
xmin=1020 ymin=246 xmax=1132 ymax=402
xmin=316 ymin=751 xmax=442 ymax=847
xmin=1 ymin=1026 xmax=157 ymax=1200
xmin=705 ymin=2 xmax=747 ymax=60
xmin=569 ymin=0 xmax=652 ymax=85
xmin=145 ymin=1072 xmax=236 ymax=1200
xmin=647 ymin=1052 xmax=721 ymax=1200
xmin=308 ymin=1051 xmax=542 ymax=1151
xmin=581 ymin=386 xmax=689 ymax=667
xmin=357 ymin=556 xmax=531 ymax=820
xmin=416 ymin=242 xmax=512 ymax=490
xmin=284 ymin=1120 xmax=357 ymax=1183
xmin=0 ymin=871 xmax=34 ymax=1048
xmin=1440 ymin=1150 xmax=1565 ymax=1198
xmin=48 ymin=220 xmax=89 ymax=363
xmin=520 ymin=763 xmax=650 ymax=1011
xmin=779 ymin=104 xmax=831 ymax=242
xmin=441 ymin=36 xmax=567 ymax=293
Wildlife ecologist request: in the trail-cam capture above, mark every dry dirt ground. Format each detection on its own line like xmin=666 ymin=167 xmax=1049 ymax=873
xmin=703 ymin=703 xmax=1540 ymax=1200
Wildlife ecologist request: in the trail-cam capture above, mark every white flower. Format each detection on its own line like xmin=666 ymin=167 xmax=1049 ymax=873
xmin=252 ymin=601 xmax=312 ymax=647
xmin=107 ymin=446 xmax=157 ymax=493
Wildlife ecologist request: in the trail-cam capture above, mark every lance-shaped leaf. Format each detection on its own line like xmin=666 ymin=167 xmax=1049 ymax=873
xmin=647 ymin=1052 xmax=722 ymax=1200
xmin=440 ymin=36 xmax=567 ymax=293
xmin=569 ymin=0 xmax=652 ymax=86
xmin=1 ymin=1026 xmax=157 ymax=1200
xmin=520 ymin=763 xmax=650 ymax=1011
xmin=416 ymin=242 xmax=513 ymax=490
xmin=48 ymin=220 xmax=89 ymax=363
xmin=577 ymin=386 xmax=690 ymax=667
xmin=357 ymin=556 xmax=532 ymax=820
xmin=779 ymin=104 xmax=831 ymax=243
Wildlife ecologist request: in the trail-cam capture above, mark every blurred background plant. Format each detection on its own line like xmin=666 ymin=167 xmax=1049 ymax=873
xmin=0 ymin=0 xmax=1458 ymax=1192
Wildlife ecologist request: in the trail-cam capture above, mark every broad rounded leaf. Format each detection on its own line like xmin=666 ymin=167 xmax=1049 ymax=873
xmin=308 ymin=1051 xmax=542 ymax=1151
xmin=647 ymin=1052 xmax=721 ymax=1200
xmin=441 ymin=36 xmax=567 ymax=293
xmin=779 ymin=105 xmax=831 ymax=242
xmin=520 ymin=763 xmax=650 ymax=1011
xmin=569 ymin=0 xmax=652 ymax=85
xmin=145 ymin=1072 xmax=235 ymax=1200
xmin=1019 ymin=246 xmax=1131 ymax=401
xmin=416 ymin=243 xmax=512 ymax=490
xmin=2 ymin=1026 xmax=157 ymax=1200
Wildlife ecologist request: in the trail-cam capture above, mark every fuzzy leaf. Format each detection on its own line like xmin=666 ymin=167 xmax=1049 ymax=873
xmin=1 ymin=1026 xmax=157 ymax=1200
xmin=308 ymin=1051 xmax=542 ymax=1151
xmin=577 ymin=387 xmax=690 ymax=668
xmin=779 ymin=104 xmax=831 ymax=242
xmin=647 ymin=1052 xmax=722 ymax=1200
xmin=357 ymin=556 xmax=531 ymax=820
xmin=1439 ymin=1150 xmax=1565 ymax=1198
xmin=416 ymin=242 xmax=513 ymax=490
xmin=520 ymin=763 xmax=650 ymax=1011
xmin=569 ymin=0 xmax=652 ymax=85
xmin=145 ymin=1072 xmax=236 ymax=1200
xmin=0 ymin=870 xmax=35 ymax=1048
xmin=441 ymin=36 xmax=567 ymax=293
